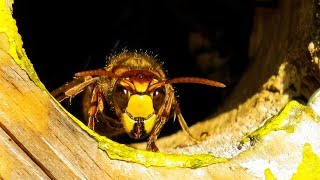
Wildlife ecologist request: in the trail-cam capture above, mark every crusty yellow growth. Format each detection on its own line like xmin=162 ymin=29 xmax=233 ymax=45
xmin=96 ymin=128 xmax=228 ymax=168
xmin=0 ymin=0 xmax=45 ymax=90
xmin=264 ymin=168 xmax=277 ymax=180
xmin=240 ymin=100 xmax=320 ymax=179
xmin=240 ymin=101 xmax=318 ymax=145
xmin=291 ymin=143 xmax=320 ymax=179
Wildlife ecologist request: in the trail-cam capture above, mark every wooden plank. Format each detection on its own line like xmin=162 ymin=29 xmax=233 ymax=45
xmin=0 ymin=127 xmax=49 ymax=179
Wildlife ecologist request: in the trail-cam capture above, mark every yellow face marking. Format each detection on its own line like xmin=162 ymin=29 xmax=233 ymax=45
xmin=126 ymin=94 xmax=154 ymax=118
xmin=120 ymin=92 xmax=157 ymax=138
xmin=133 ymin=81 xmax=149 ymax=93
xmin=121 ymin=113 xmax=135 ymax=134
xmin=143 ymin=114 xmax=156 ymax=134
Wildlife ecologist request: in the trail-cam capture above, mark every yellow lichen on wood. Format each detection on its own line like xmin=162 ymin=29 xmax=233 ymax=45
xmin=0 ymin=0 xmax=50 ymax=133
xmin=0 ymin=0 xmax=45 ymax=90
xmin=240 ymin=100 xmax=318 ymax=147
xmin=264 ymin=168 xmax=277 ymax=180
xmin=291 ymin=143 xmax=320 ymax=179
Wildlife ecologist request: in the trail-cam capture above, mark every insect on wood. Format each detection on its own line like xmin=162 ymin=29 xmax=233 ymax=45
xmin=51 ymin=50 xmax=226 ymax=151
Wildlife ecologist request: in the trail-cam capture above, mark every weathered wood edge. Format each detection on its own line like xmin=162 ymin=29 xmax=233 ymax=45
xmin=0 ymin=127 xmax=50 ymax=179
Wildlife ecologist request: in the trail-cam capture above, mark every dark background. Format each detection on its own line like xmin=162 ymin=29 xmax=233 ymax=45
xmin=12 ymin=0 xmax=256 ymax=138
